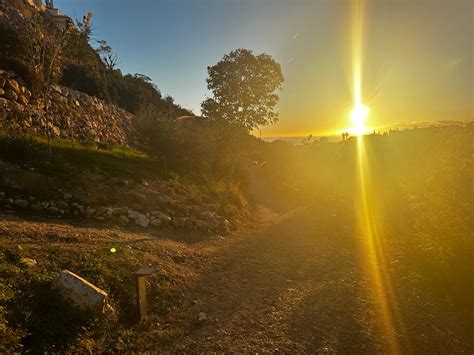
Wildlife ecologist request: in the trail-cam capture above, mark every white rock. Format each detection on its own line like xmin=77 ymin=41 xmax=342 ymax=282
xmin=52 ymin=270 xmax=108 ymax=314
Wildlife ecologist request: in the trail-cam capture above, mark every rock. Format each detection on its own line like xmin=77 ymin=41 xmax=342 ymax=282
xmin=194 ymin=219 xmax=209 ymax=230
xmin=95 ymin=206 xmax=110 ymax=216
xmin=86 ymin=208 xmax=96 ymax=216
xmin=17 ymin=94 xmax=28 ymax=106
xmin=52 ymin=270 xmax=109 ymax=315
xmin=55 ymin=200 xmax=68 ymax=209
xmin=135 ymin=215 xmax=149 ymax=228
xmin=128 ymin=210 xmax=140 ymax=220
xmin=0 ymin=88 xmax=4 ymax=96
xmin=0 ymin=77 xmax=5 ymax=88
xmin=112 ymin=207 xmax=128 ymax=216
xmin=118 ymin=215 xmax=129 ymax=225
xmin=14 ymin=199 xmax=29 ymax=208
xmin=5 ymin=79 xmax=20 ymax=94
xmin=221 ymin=219 xmax=231 ymax=232
xmin=4 ymin=89 xmax=17 ymax=101
xmin=0 ymin=97 xmax=8 ymax=108
xmin=150 ymin=218 xmax=161 ymax=227
xmin=152 ymin=211 xmax=172 ymax=223
xmin=172 ymin=217 xmax=188 ymax=228
xmin=30 ymin=203 xmax=43 ymax=212
xmin=19 ymin=257 xmax=37 ymax=268
xmin=50 ymin=125 xmax=61 ymax=137
xmin=47 ymin=206 xmax=59 ymax=214
xmin=201 ymin=210 xmax=216 ymax=220
xmin=198 ymin=312 xmax=208 ymax=321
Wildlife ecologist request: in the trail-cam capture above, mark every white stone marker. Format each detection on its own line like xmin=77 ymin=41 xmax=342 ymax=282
xmin=52 ymin=269 xmax=108 ymax=314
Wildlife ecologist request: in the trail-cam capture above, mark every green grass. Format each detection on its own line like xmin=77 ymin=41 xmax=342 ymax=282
xmin=0 ymin=132 xmax=164 ymax=179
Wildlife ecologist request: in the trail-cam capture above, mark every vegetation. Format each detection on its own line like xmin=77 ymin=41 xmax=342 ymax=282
xmin=257 ymin=124 xmax=473 ymax=315
xmin=201 ymin=49 xmax=284 ymax=131
xmin=0 ymin=131 xmax=160 ymax=179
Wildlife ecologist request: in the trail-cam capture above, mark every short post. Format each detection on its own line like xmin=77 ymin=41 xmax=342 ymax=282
xmin=135 ymin=268 xmax=155 ymax=321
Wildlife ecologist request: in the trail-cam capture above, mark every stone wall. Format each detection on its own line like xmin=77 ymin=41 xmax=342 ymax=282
xmin=0 ymin=69 xmax=135 ymax=146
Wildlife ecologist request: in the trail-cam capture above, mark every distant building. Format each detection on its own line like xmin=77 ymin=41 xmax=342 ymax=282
xmin=43 ymin=0 xmax=72 ymax=31
xmin=3 ymin=0 xmax=73 ymax=30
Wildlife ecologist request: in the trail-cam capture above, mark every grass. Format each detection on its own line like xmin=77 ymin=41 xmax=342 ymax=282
xmin=0 ymin=132 xmax=164 ymax=179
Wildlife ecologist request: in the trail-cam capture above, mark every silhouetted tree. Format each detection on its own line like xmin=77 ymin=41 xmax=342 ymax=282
xmin=201 ymin=48 xmax=284 ymax=132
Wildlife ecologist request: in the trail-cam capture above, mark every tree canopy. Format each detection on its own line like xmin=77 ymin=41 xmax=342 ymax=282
xmin=201 ymin=49 xmax=284 ymax=132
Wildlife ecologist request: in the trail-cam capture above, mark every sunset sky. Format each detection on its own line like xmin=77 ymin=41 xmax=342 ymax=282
xmin=57 ymin=0 xmax=472 ymax=137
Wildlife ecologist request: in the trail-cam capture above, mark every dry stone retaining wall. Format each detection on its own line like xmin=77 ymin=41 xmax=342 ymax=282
xmin=0 ymin=69 xmax=135 ymax=146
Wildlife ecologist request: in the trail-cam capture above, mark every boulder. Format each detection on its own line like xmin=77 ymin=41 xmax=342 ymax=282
xmin=0 ymin=88 xmax=4 ymax=97
xmin=52 ymin=270 xmax=109 ymax=315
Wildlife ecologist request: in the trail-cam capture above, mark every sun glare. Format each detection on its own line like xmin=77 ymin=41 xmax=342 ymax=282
xmin=350 ymin=104 xmax=370 ymax=135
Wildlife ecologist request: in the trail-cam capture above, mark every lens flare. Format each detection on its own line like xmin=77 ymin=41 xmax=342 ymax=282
xmin=351 ymin=0 xmax=405 ymax=352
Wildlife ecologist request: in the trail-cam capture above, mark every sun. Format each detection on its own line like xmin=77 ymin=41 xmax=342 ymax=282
xmin=349 ymin=104 xmax=370 ymax=135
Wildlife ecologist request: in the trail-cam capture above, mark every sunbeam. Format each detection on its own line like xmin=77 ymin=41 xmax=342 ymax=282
xmin=351 ymin=0 xmax=404 ymax=352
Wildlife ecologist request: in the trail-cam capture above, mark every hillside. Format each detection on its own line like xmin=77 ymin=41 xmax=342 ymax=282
xmin=0 ymin=0 xmax=472 ymax=353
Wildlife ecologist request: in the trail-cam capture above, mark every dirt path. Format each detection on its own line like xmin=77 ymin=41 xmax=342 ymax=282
xmin=1 ymin=202 xmax=470 ymax=352
xmin=133 ymin=203 xmax=471 ymax=353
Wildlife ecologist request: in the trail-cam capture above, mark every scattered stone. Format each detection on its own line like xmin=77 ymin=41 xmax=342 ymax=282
xmin=201 ymin=210 xmax=216 ymax=220
xmin=19 ymin=257 xmax=37 ymax=268
xmin=135 ymin=215 xmax=149 ymax=228
xmin=128 ymin=210 xmax=140 ymax=220
xmin=150 ymin=218 xmax=161 ymax=227
xmin=14 ymin=199 xmax=29 ymax=208
xmin=118 ymin=215 xmax=129 ymax=225
xmin=198 ymin=312 xmax=208 ymax=321
xmin=52 ymin=270 xmax=109 ymax=315
xmin=172 ymin=217 xmax=188 ymax=228
xmin=112 ymin=207 xmax=128 ymax=216
xmin=4 ymin=89 xmax=17 ymax=101
xmin=55 ymin=200 xmax=68 ymax=209
xmin=30 ymin=203 xmax=43 ymax=212
xmin=0 ymin=97 xmax=8 ymax=108
xmin=47 ymin=206 xmax=59 ymax=214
